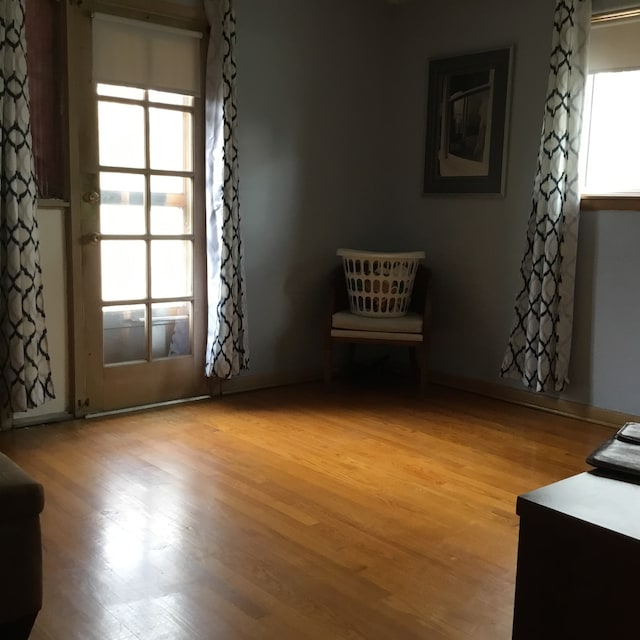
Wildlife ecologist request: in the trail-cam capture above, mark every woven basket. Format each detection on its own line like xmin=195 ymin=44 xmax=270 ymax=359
xmin=337 ymin=249 xmax=425 ymax=318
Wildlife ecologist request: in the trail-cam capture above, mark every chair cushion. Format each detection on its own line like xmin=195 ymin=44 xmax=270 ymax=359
xmin=331 ymin=310 xmax=423 ymax=333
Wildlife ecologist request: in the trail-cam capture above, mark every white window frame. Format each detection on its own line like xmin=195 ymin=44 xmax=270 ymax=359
xmin=580 ymin=9 xmax=640 ymax=211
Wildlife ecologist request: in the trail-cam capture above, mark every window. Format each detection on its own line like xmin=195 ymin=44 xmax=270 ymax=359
xmin=91 ymin=14 xmax=202 ymax=365
xmin=96 ymin=84 xmax=196 ymax=363
xmin=580 ymin=11 xmax=640 ymax=207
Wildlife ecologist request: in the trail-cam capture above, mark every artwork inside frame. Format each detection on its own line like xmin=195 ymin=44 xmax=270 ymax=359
xmin=423 ymin=47 xmax=513 ymax=195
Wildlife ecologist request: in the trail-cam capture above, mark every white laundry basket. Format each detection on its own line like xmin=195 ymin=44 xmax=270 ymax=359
xmin=337 ymin=249 xmax=426 ymax=318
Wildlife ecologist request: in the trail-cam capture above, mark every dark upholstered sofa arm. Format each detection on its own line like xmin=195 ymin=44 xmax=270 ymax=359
xmin=0 ymin=452 xmax=44 ymax=639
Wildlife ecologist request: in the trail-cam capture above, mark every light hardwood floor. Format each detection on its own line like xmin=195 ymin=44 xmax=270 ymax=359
xmin=0 ymin=382 xmax=613 ymax=640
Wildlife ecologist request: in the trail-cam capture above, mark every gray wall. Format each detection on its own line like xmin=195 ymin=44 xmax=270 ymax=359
xmin=593 ymin=0 xmax=639 ymax=11
xmin=386 ymin=0 xmax=556 ymax=383
xmin=234 ymin=0 xmax=640 ymax=416
xmin=572 ymin=210 xmax=640 ymax=415
xmin=235 ymin=0 xmax=392 ymax=375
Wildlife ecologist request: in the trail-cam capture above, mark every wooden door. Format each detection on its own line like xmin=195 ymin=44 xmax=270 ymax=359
xmin=66 ymin=2 xmax=209 ymax=413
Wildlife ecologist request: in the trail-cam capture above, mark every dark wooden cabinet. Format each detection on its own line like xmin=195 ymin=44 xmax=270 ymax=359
xmin=513 ymin=471 xmax=640 ymax=640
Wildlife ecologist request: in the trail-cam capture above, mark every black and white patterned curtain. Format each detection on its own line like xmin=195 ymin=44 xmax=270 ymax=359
xmin=204 ymin=0 xmax=249 ymax=378
xmin=501 ymin=0 xmax=591 ymax=392
xmin=0 ymin=0 xmax=54 ymax=420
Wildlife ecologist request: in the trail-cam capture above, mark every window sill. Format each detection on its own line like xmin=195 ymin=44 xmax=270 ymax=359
xmin=580 ymin=195 xmax=640 ymax=212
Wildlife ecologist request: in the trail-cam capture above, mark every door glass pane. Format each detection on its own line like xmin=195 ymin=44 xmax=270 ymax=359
xmin=151 ymin=241 xmax=192 ymax=299
xmin=103 ymin=304 xmax=146 ymax=365
xmin=100 ymin=172 xmax=146 ymax=235
xmin=151 ymin=302 xmax=191 ymax=359
xmin=98 ymin=101 xmax=145 ymax=168
xmin=101 ymin=240 xmax=147 ymax=301
xmin=150 ymin=176 xmax=192 ymax=235
xmin=149 ymin=108 xmax=192 ymax=171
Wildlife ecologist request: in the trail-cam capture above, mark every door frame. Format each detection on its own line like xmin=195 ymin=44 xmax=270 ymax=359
xmin=64 ymin=0 xmax=210 ymax=415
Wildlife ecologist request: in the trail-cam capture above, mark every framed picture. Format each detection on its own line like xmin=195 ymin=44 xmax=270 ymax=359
xmin=423 ymin=47 xmax=513 ymax=195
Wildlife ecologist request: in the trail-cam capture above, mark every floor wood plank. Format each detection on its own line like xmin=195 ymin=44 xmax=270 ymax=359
xmin=0 ymin=383 xmax=613 ymax=639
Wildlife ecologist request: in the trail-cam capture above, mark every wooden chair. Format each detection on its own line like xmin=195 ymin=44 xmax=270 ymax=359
xmin=324 ymin=264 xmax=431 ymax=392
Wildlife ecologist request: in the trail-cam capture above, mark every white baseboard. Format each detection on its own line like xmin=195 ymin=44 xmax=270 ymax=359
xmin=12 ymin=411 xmax=74 ymax=429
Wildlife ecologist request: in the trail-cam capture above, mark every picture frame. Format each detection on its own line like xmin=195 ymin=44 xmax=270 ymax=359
xmin=423 ymin=47 xmax=513 ymax=195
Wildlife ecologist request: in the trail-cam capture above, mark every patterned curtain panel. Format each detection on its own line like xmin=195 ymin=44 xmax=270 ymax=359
xmin=501 ymin=0 xmax=591 ymax=393
xmin=203 ymin=0 xmax=249 ymax=379
xmin=0 ymin=0 xmax=54 ymax=419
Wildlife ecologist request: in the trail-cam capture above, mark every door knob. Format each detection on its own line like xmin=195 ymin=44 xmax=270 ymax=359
xmin=82 ymin=232 xmax=102 ymax=245
xmin=83 ymin=191 xmax=100 ymax=205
